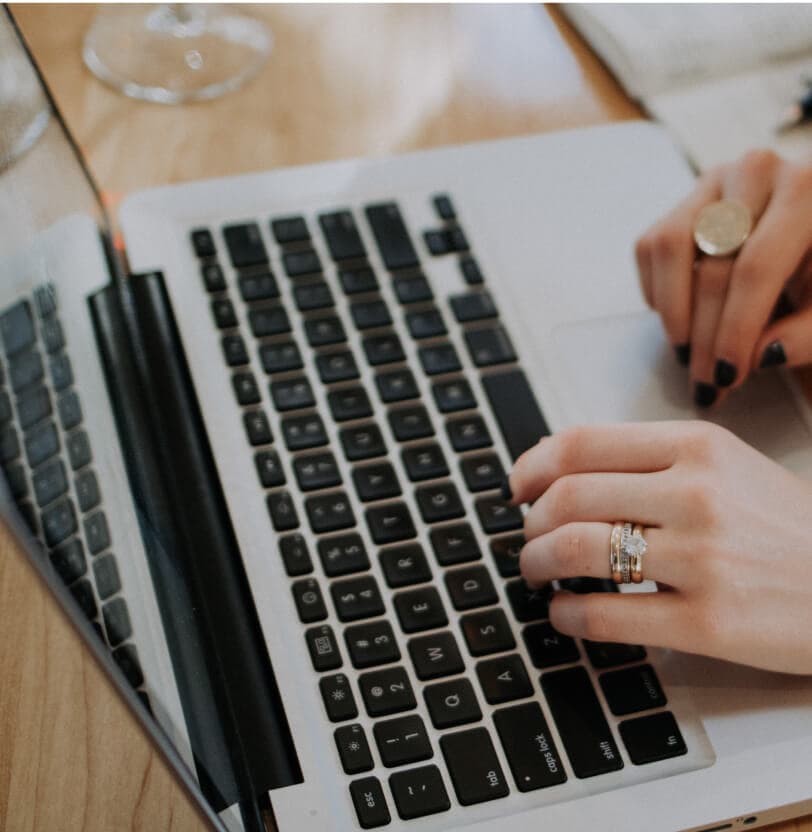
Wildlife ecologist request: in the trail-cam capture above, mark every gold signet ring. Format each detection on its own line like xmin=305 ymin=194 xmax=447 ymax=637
xmin=693 ymin=199 xmax=752 ymax=257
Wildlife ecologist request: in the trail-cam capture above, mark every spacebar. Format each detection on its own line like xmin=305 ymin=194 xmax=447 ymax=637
xmin=482 ymin=369 xmax=550 ymax=461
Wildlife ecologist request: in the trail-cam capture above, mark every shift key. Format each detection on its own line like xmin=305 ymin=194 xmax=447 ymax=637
xmin=541 ymin=666 xmax=623 ymax=778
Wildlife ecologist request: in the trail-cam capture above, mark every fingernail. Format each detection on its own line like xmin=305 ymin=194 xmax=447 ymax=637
xmin=694 ymin=382 xmax=718 ymax=408
xmin=500 ymin=478 xmax=513 ymax=502
xmin=759 ymin=340 xmax=786 ymax=368
xmin=674 ymin=343 xmax=691 ymax=367
xmin=714 ymin=359 xmax=737 ymax=388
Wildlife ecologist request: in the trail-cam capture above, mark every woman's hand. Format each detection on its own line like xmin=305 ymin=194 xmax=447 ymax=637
xmin=509 ymin=421 xmax=812 ymax=674
xmin=635 ymin=150 xmax=812 ymax=407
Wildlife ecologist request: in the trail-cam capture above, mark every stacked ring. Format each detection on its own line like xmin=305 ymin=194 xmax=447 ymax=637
xmin=630 ymin=524 xmax=645 ymax=584
xmin=609 ymin=521 xmax=648 ymax=585
xmin=610 ymin=522 xmax=624 ymax=583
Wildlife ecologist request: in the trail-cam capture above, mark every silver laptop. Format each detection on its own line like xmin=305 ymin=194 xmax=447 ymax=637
xmin=3 ymin=9 xmax=812 ymax=832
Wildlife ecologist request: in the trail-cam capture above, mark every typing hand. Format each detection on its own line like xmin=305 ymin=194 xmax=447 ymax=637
xmin=635 ymin=149 xmax=812 ymax=407
xmin=509 ymin=422 xmax=812 ymax=674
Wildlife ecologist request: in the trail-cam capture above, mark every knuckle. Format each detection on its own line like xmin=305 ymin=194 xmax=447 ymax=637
xmin=679 ymin=421 xmax=721 ymax=462
xmin=680 ymin=477 xmax=720 ymax=525
xmin=543 ymin=477 xmax=578 ymax=525
xmin=650 ymin=225 xmax=687 ymax=262
xmin=553 ymin=526 xmax=589 ymax=575
xmin=580 ymin=599 xmax=613 ymax=641
xmin=738 ymin=148 xmax=779 ymax=179
xmin=551 ymin=426 xmax=587 ymax=472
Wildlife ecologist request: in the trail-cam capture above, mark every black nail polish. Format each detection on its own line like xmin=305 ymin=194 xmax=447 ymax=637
xmin=714 ymin=359 xmax=737 ymax=388
xmin=694 ymin=382 xmax=718 ymax=408
xmin=674 ymin=343 xmax=691 ymax=367
xmin=759 ymin=340 xmax=786 ymax=368
xmin=500 ymin=478 xmax=513 ymax=502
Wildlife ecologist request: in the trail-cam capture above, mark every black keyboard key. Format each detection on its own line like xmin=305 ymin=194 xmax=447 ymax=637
xmin=57 ymin=391 xmax=82 ymax=431
xmin=353 ymin=462 xmax=400 ymax=502
xmin=476 ymin=495 xmax=523 ymax=534
xmin=305 ymin=624 xmax=343 ymax=672
xmin=336 ymin=724 xmax=374 ymax=775
xmin=34 ymin=284 xmax=57 ymax=318
xmin=318 ymin=533 xmax=370 ymax=577
xmin=339 ymin=266 xmax=379 ymax=295
xmin=393 ymin=274 xmax=433 ymax=305
xmin=389 ymin=765 xmax=450 ymax=820
xmin=490 ymin=534 xmax=523 ymax=577
xmin=440 ymin=728 xmax=509 ymax=805
xmin=293 ymin=452 xmax=341 ymax=491
xmin=316 ymin=350 xmax=359 ymax=384
xmin=305 ymin=491 xmax=355 ymax=533
xmin=222 ymin=334 xmax=249 ymax=366
xmin=114 ymin=644 xmax=144 ymax=689
xmin=33 ymin=458 xmax=67 ymax=507
xmin=423 ymin=229 xmax=450 ymax=256
xmin=67 ymin=430 xmax=92 ymax=471
xmin=450 ymin=291 xmax=498 ymax=323
xmin=600 ymin=664 xmax=666 ymax=716
xmin=232 ymin=371 xmax=260 ymax=405
xmin=460 ymin=608 xmax=515 ymax=656
xmin=70 ymin=578 xmax=97 ymax=620
xmin=350 ymin=777 xmax=390 ymax=829
xmin=0 ymin=391 xmax=11 ymax=424
xmin=331 ymin=575 xmax=384 ymax=622
xmin=351 ymin=300 xmax=391 ymax=331
xmin=4 ymin=462 xmax=27 ymax=499
xmin=394 ymin=587 xmax=447 ymax=633
xmin=541 ymin=666 xmax=623 ymax=778
xmin=93 ymin=554 xmax=121 ymax=600
xmin=405 ymin=307 xmax=447 ymax=340
xmin=423 ymin=678 xmax=482 ymax=729
xmin=584 ymin=641 xmax=647 ymax=669
xmin=270 ymin=377 xmax=315 ymax=411
xmin=345 ymin=620 xmax=400 ymax=669
xmin=190 ymin=228 xmax=216 ymax=259
xmin=292 ymin=578 xmax=328 ymax=623
xmin=362 ymin=333 xmax=404 ymax=366
xmin=255 ymin=449 xmax=285 ymax=486
xmin=259 ymin=341 xmax=303 ymax=375
xmin=248 ymin=306 xmax=291 ymax=338
xmin=476 ymin=654 xmax=533 ymax=704
xmin=305 ymin=315 xmax=346 ymax=347
xmin=49 ymin=353 xmax=73 ymax=391
xmin=447 ymin=416 xmax=491 ymax=452
xmin=211 ymin=298 xmax=238 ymax=329
xmin=433 ymin=194 xmax=456 ymax=220
xmin=401 ymin=442 xmax=448 ymax=482
xmin=243 ymin=410 xmax=273 ymax=446
xmin=40 ymin=318 xmax=64 ymax=353
xmin=17 ymin=500 xmax=37 ymax=534
xmin=319 ymin=209 xmax=367 ymax=260
xmin=461 ymin=453 xmax=504 ymax=493
xmin=25 ymin=422 xmax=59 ymax=468
xmin=388 ymin=406 xmax=433 ymax=441
xmin=416 ymin=482 xmax=464 ymax=523
xmin=380 ymin=544 xmax=431 ymax=589
xmin=50 ymin=538 xmax=86 ymax=583
xmin=293 ymin=280 xmax=334 ymax=312
xmin=493 ymin=702 xmax=567 ymax=792
xmin=321 ymin=672 xmax=359 ymax=721
xmin=266 ymin=490 xmax=299 ymax=531
xmin=201 ymin=263 xmax=226 ymax=292
xmin=507 ymin=579 xmax=552 ymax=622
xmin=271 ymin=215 xmax=310 ymax=245
xmin=17 ymin=386 xmax=51 ymax=429
xmin=84 ymin=510 xmax=110 ymax=554
xmin=374 ymin=369 xmax=418 ymax=403
xmin=279 ymin=533 xmax=312 ymax=576
xmin=282 ymin=414 xmax=328 ymax=450
xmin=239 ymin=272 xmax=278 ymax=303
xmin=445 ymin=565 xmax=497 ymax=610
xmin=408 ymin=631 xmax=464 ymax=680
xmin=365 ymin=203 xmax=418 ymax=271
xmin=430 ymin=523 xmax=481 ymax=566
xmin=460 ymin=256 xmax=484 ymax=285
xmin=283 ymin=248 xmax=322 ymax=277
xmin=432 ymin=378 xmax=476 ymax=413
xmin=523 ymin=622 xmax=579 ymax=668
xmin=10 ymin=350 xmax=44 ymax=393
xmin=465 ymin=326 xmax=516 ymax=368
xmin=447 ymin=227 xmax=469 ymax=252
xmin=328 ymin=386 xmax=373 ymax=421
xmin=359 ymin=666 xmax=416 ymax=717
xmin=0 ymin=301 xmax=35 ymax=356
xmin=102 ymin=598 xmax=132 ymax=647
xmin=619 ymin=712 xmax=686 ymax=765
xmin=1 ymin=425 xmax=20 ymax=463
xmin=223 ymin=223 xmax=267 ymax=268
xmin=482 ymin=369 xmax=550 ymax=461
xmin=374 ymin=714 xmax=432 ymax=768
xmin=418 ymin=343 xmax=461 ymax=376
xmin=366 ymin=502 xmax=416 ymax=544
xmin=340 ymin=423 xmax=386 ymax=460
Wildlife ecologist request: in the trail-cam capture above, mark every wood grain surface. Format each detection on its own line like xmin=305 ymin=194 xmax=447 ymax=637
xmin=2 ymin=4 xmax=810 ymax=831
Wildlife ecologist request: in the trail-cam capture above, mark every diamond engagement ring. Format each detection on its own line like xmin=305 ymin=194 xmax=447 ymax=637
xmin=610 ymin=521 xmax=648 ymax=585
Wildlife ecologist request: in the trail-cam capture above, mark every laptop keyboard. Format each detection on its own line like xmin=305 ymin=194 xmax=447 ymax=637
xmin=191 ymin=194 xmax=688 ymax=826
xmin=0 ymin=288 xmax=148 ymax=705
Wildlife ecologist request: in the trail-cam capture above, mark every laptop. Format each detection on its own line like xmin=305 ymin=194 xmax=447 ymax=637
xmin=3 ymin=8 xmax=812 ymax=832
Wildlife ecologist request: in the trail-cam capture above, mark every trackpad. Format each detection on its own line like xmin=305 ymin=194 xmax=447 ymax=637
xmin=551 ymin=312 xmax=812 ymax=477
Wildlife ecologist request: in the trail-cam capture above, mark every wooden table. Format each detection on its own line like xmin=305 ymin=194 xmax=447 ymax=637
xmin=2 ymin=5 xmax=810 ymax=831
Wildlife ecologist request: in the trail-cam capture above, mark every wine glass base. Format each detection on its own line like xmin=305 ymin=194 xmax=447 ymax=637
xmin=82 ymin=4 xmax=272 ymax=105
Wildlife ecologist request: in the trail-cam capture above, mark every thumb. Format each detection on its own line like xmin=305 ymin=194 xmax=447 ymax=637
xmin=753 ymin=301 xmax=812 ymax=370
